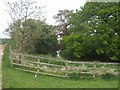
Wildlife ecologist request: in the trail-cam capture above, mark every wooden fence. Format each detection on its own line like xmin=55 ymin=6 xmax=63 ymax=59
xmin=10 ymin=49 xmax=119 ymax=78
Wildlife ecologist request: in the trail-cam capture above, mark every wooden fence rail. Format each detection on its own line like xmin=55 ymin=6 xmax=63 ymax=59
xmin=10 ymin=49 xmax=119 ymax=78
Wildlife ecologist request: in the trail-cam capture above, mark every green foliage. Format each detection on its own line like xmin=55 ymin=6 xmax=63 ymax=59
xmin=100 ymin=73 xmax=116 ymax=80
xmin=68 ymin=72 xmax=93 ymax=80
xmin=61 ymin=2 xmax=120 ymax=62
xmin=61 ymin=34 xmax=83 ymax=60
xmin=61 ymin=33 xmax=106 ymax=61
xmin=68 ymin=72 xmax=80 ymax=80
xmin=10 ymin=19 xmax=57 ymax=56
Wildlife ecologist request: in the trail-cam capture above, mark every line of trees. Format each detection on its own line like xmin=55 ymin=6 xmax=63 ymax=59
xmin=7 ymin=0 xmax=120 ymax=62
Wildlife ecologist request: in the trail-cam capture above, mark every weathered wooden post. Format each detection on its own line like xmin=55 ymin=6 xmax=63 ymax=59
xmin=9 ymin=45 xmax=13 ymax=66
xmin=93 ymin=62 xmax=97 ymax=78
xmin=18 ymin=54 xmax=22 ymax=64
xmin=35 ymin=58 xmax=40 ymax=78
xmin=82 ymin=63 xmax=85 ymax=68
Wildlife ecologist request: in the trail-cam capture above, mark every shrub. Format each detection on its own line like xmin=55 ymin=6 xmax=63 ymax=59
xmin=68 ymin=72 xmax=93 ymax=80
xmin=68 ymin=72 xmax=80 ymax=80
xmin=100 ymin=73 xmax=116 ymax=80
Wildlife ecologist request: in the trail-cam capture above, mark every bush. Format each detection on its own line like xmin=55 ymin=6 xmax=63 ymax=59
xmin=68 ymin=72 xmax=93 ymax=80
xmin=100 ymin=73 xmax=116 ymax=80
xmin=68 ymin=72 xmax=80 ymax=80
xmin=61 ymin=34 xmax=83 ymax=61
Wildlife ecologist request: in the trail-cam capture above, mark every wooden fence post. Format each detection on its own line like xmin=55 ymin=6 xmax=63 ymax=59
xmin=82 ymin=63 xmax=85 ymax=68
xmin=65 ymin=61 xmax=69 ymax=76
xmin=93 ymin=62 xmax=97 ymax=78
xmin=9 ymin=46 xmax=13 ymax=67
xmin=35 ymin=58 xmax=40 ymax=78
xmin=65 ymin=61 xmax=68 ymax=70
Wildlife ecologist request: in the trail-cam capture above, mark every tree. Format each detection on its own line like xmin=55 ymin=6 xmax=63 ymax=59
xmin=6 ymin=0 xmax=44 ymax=53
xmin=53 ymin=10 xmax=72 ymax=35
xmin=10 ymin=18 xmax=57 ymax=55
xmin=61 ymin=2 xmax=120 ymax=61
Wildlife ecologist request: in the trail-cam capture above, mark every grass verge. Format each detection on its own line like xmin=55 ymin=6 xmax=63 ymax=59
xmin=2 ymin=45 xmax=119 ymax=88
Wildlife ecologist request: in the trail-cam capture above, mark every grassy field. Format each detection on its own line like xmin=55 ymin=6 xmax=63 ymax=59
xmin=2 ymin=45 xmax=119 ymax=88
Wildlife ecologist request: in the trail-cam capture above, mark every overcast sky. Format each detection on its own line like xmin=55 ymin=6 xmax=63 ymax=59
xmin=0 ymin=0 xmax=86 ymax=38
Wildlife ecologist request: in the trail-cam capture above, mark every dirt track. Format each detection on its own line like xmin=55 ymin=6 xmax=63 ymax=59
xmin=0 ymin=44 xmax=5 ymax=90
xmin=0 ymin=45 xmax=4 ymax=56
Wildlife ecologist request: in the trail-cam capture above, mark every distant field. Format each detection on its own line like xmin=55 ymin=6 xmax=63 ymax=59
xmin=2 ymin=45 xmax=119 ymax=88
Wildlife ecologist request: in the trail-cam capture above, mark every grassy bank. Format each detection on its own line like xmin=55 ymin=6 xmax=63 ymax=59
xmin=2 ymin=45 xmax=119 ymax=88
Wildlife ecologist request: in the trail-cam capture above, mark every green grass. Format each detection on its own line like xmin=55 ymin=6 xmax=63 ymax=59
xmin=2 ymin=45 xmax=119 ymax=88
